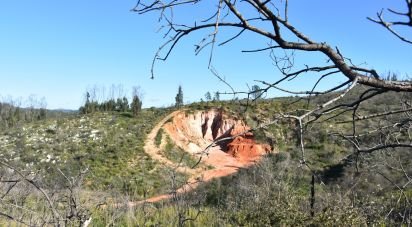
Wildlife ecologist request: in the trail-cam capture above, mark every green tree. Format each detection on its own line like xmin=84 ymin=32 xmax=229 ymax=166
xmin=213 ymin=91 xmax=220 ymax=101
xmin=38 ymin=108 xmax=47 ymax=120
xmin=205 ymin=91 xmax=212 ymax=102
xmin=115 ymin=98 xmax=123 ymax=112
xmin=175 ymin=85 xmax=184 ymax=108
xmin=131 ymin=86 xmax=143 ymax=116
xmin=131 ymin=96 xmax=142 ymax=116
xmin=251 ymin=85 xmax=263 ymax=100
xmin=121 ymin=97 xmax=129 ymax=112
xmin=106 ymin=99 xmax=116 ymax=111
xmin=81 ymin=92 xmax=91 ymax=114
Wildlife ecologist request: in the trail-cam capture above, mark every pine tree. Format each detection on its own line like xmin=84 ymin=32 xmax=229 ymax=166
xmin=38 ymin=108 xmax=47 ymax=120
xmin=82 ymin=92 xmax=91 ymax=114
xmin=205 ymin=91 xmax=212 ymax=102
xmin=213 ymin=91 xmax=220 ymax=101
xmin=115 ymin=98 xmax=123 ymax=112
xmin=251 ymin=85 xmax=263 ymax=100
xmin=175 ymin=85 xmax=184 ymax=108
xmin=131 ymin=95 xmax=142 ymax=116
xmin=122 ymin=97 xmax=129 ymax=112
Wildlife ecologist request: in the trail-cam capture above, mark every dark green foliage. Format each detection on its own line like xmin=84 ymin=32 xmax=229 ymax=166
xmin=131 ymin=95 xmax=143 ymax=117
xmin=101 ymin=99 xmax=116 ymax=112
xmin=175 ymin=85 xmax=184 ymax=108
xmin=115 ymin=97 xmax=128 ymax=112
xmin=83 ymin=92 xmax=91 ymax=114
xmin=38 ymin=108 xmax=47 ymax=120
xmin=154 ymin=128 xmax=163 ymax=147
xmin=213 ymin=91 xmax=220 ymax=101
xmin=80 ymin=96 xmax=131 ymax=114
xmin=250 ymin=84 xmax=262 ymax=100
xmin=205 ymin=91 xmax=212 ymax=102
xmin=121 ymin=97 xmax=129 ymax=112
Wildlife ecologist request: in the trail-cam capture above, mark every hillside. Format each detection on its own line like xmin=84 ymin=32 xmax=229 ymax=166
xmin=0 ymin=109 xmax=189 ymax=198
xmin=0 ymin=87 xmax=411 ymax=226
xmin=138 ymin=109 xmax=271 ymax=203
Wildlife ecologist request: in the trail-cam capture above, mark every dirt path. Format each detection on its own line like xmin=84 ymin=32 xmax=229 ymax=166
xmin=135 ymin=110 xmax=265 ymax=204
xmin=139 ymin=146 xmax=259 ymax=204
xmin=143 ymin=110 xmax=199 ymax=175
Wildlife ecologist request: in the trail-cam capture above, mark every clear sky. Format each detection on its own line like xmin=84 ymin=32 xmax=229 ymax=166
xmin=0 ymin=0 xmax=410 ymax=109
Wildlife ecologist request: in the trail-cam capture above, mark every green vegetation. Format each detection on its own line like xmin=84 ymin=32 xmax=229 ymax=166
xmin=0 ymin=99 xmax=68 ymax=129
xmin=1 ymin=87 xmax=411 ymax=225
xmin=78 ymin=85 xmax=144 ymax=116
xmin=0 ymin=108 xmax=187 ymax=199
xmin=180 ymin=87 xmax=412 ymax=225
xmin=154 ymin=128 xmax=164 ymax=147
xmin=92 ymin=148 xmax=411 ymax=226
xmin=190 ymin=153 xmax=362 ymax=226
xmin=79 ymin=94 xmax=135 ymax=114
xmin=162 ymin=135 xmax=199 ymax=168
xmin=92 ymin=205 xmax=224 ymax=226
xmin=175 ymin=85 xmax=184 ymax=108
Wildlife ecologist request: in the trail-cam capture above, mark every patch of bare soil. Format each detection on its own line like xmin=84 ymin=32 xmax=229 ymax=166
xmin=138 ymin=109 xmax=271 ymax=204
xmin=142 ymin=110 xmax=199 ymax=175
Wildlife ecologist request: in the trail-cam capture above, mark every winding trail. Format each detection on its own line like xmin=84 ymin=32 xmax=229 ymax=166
xmin=134 ymin=110 xmax=266 ymax=204
xmin=143 ymin=110 xmax=199 ymax=175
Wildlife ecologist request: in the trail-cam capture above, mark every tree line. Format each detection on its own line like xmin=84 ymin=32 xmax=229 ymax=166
xmin=0 ymin=95 xmax=47 ymax=129
xmin=202 ymin=85 xmax=262 ymax=103
xmin=79 ymin=85 xmax=143 ymax=116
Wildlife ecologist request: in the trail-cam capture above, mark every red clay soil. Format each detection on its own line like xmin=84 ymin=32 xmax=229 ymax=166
xmin=138 ymin=109 xmax=271 ymax=204
xmin=227 ymin=135 xmax=271 ymax=163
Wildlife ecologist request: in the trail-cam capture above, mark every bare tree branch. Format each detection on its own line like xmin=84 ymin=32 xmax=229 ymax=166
xmin=368 ymin=0 xmax=412 ymax=44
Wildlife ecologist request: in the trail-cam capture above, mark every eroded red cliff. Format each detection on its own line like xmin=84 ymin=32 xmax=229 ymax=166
xmin=163 ymin=109 xmax=271 ymax=162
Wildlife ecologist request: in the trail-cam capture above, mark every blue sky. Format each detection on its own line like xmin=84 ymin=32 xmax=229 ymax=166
xmin=0 ymin=0 xmax=410 ymax=109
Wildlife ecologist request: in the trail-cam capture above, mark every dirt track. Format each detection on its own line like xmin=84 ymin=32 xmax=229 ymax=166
xmin=143 ymin=110 xmax=199 ymax=175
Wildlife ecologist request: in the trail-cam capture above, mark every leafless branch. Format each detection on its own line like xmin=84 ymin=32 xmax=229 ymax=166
xmin=368 ymin=0 xmax=412 ymax=44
